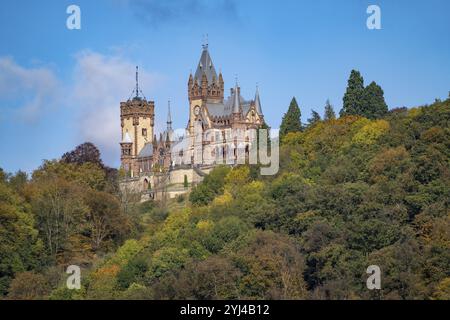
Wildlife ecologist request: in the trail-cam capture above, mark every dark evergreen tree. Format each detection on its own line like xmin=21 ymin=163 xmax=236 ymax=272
xmin=324 ymin=99 xmax=336 ymax=120
xmin=362 ymin=81 xmax=388 ymax=119
xmin=280 ymin=97 xmax=302 ymax=141
xmin=307 ymin=110 xmax=321 ymax=127
xmin=340 ymin=70 xmax=364 ymax=117
xmin=184 ymin=175 xmax=188 ymax=189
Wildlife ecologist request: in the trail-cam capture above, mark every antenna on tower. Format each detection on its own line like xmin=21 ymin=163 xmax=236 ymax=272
xmin=128 ymin=65 xmax=146 ymax=101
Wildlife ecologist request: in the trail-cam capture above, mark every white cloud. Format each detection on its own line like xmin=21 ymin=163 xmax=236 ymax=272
xmin=70 ymin=51 xmax=164 ymax=165
xmin=0 ymin=52 xmax=164 ymax=166
xmin=0 ymin=57 xmax=60 ymax=122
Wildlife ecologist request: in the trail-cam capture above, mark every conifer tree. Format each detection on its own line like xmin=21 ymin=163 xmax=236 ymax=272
xmin=280 ymin=97 xmax=302 ymax=141
xmin=362 ymin=81 xmax=388 ymax=119
xmin=184 ymin=175 xmax=188 ymax=189
xmin=324 ymin=99 xmax=336 ymax=120
xmin=340 ymin=70 xmax=364 ymax=117
xmin=307 ymin=110 xmax=321 ymax=127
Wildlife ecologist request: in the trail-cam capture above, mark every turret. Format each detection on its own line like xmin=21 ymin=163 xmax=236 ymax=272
xmin=219 ymin=72 xmax=224 ymax=95
xmin=254 ymin=85 xmax=263 ymax=116
xmin=232 ymin=82 xmax=241 ymax=121
xmin=120 ymin=66 xmax=155 ymax=173
xmin=189 ymin=43 xmax=223 ymax=102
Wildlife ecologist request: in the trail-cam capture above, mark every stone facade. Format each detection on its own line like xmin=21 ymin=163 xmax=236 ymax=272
xmin=120 ymin=44 xmax=265 ymax=199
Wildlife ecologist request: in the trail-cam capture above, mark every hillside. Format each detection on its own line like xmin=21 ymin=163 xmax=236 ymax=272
xmin=1 ymin=98 xmax=449 ymax=300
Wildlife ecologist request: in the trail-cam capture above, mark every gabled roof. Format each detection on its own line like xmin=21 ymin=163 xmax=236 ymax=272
xmin=194 ymin=47 xmax=218 ymax=84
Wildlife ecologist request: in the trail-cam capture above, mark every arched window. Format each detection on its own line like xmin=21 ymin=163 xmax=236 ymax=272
xmin=143 ymin=178 xmax=149 ymax=190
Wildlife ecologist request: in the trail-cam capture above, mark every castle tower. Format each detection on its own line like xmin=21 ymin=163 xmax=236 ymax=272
xmin=120 ymin=66 xmax=155 ymax=175
xmin=187 ymin=43 xmax=224 ymax=135
xmin=166 ymin=100 xmax=174 ymax=147
xmin=232 ymin=81 xmax=241 ymax=121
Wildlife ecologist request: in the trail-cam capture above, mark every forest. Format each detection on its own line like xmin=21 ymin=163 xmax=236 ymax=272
xmin=0 ymin=70 xmax=449 ymax=300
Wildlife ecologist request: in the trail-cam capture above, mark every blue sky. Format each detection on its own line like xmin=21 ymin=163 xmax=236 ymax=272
xmin=0 ymin=0 xmax=449 ymax=173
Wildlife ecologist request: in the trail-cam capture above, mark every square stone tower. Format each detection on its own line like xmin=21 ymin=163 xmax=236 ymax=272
xmin=120 ymin=67 xmax=155 ymax=175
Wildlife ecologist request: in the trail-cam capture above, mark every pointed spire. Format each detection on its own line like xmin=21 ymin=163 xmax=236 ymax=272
xmin=167 ymin=100 xmax=172 ymax=132
xmin=232 ymin=80 xmax=240 ymax=114
xmin=254 ymin=84 xmax=263 ymax=115
xmin=195 ymin=40 xmax=217 ymax=84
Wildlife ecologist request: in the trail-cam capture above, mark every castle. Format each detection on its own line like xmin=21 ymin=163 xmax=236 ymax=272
xmin=119 ymin=43 xmax=265 ymax=200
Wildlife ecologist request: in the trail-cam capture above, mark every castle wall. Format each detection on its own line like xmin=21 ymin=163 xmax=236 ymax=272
xmin=170 ymin=168 xmax=194 ymax=185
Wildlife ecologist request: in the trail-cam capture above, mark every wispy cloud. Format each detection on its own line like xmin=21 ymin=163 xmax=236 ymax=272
xmin=70 ymin=50 xmax=164 ymax=164
xmin=0 ymin=51 xmax=165 ymax=166
xmin=0 ymin=57 xmax=60 ymax=122
xmin=126 ymin=0 xmax=239 ymax=27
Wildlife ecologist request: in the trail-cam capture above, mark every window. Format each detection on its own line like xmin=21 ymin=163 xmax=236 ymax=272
xmin=122 ymin=147 xmax=131 ymax=156
xmin=142 ymin=128 xmax=147 ymax=136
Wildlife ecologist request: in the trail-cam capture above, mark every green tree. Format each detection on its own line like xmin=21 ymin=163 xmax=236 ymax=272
xmin=117 ymin=256 xmax=148 ymax=289
xmin=324 ymin=99 xmax=336 ymax=120
xmin=0 ymin=181 xmax=42 ymax=296
xmin=307 ymin=110 xmax=321 ymax=127
xmin=84 ymin=190 xmax=130 ymax=252
xmin=189 ymin=166 xmax=230 ymax=206
xmin=8 ymin=171 xmax=28 ymax=193
xmin=362 ymin=81 xmax=388 ymax=119
xmin=183 ymin=175 xmax=188 ymax=189
xmin=340 ymin=70 xmax=365 ymax=117
xmin=158 ymin=256 xmax=242 ymax=299
xmin=280 ymin=97 xmax=302 ymax=142
xmin=7 ymin=271 xmax=50 ymax=300
xmin=29 ymin=177 xmax=88 ymax=262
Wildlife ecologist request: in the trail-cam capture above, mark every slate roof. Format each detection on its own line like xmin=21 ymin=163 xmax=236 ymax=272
xmin=205 ymin=94 xmax=252 ymax=118
xmin=194 ymin=47 xmax=218 ymax=85
xmin=138 ymin=143 xmax=153 ymax=157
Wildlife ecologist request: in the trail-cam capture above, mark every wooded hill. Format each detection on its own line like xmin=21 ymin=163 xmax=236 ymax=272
xmin=1 ymin=95 xmax=449 ymax=300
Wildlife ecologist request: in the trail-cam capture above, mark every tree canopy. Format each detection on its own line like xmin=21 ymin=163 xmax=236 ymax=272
xmin=340 ymin=70 xmax=389 ymax=119
xmin=1 ymin=96 xmax=449 ymax=300
xmin=280 ymin=97 xmax=302 ymax=142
